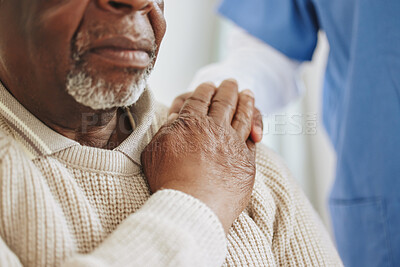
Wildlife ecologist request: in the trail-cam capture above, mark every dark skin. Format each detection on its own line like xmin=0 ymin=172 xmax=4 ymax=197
xmin=142 ymin=80 xmax=260 ymax=233
xmin=168 ymin=86 xmax=264 ymax=143
xmin=0 ymin=0 xmax=166 ymax=149
xmin=0 ymin=0 xmax=263 ymax=233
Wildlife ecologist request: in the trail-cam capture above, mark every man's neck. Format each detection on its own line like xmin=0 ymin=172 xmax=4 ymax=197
xmin=45 ymin=108 xmax=133 ymax=150
xmin=0 ymin=77 xmax=134 ymax=150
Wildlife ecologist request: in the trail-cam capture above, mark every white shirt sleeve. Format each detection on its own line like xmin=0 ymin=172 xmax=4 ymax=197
xmin=188 ymin=26 xmax=304 ymax=115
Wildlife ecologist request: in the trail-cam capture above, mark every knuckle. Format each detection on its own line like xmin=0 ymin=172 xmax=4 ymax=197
xmin=187 ymin=95 xmax=211 ymax=106
xmin=254 ymin=112 xmax=263 ymax=127
xmin=212 ymin=98 xmax=235 ymax=110
xmin=175 ymin=92 xmax=192 ymax=103
xmin=256 ymin=120 xmax=263 ymax=129
xmin=170 ymin=102 xmax=183 ymax=113
xmin=238 ymin=104 xmax=253 ymax=119
xmin=198 ymin=82 xmax=217 ymax=92
xmin=183 ymin=92 xmax=193 ymax=98
xmin=255 ymin=117 xmax=263 ymax=128
xmin=181 ymin=101 xmax=205 ymax=114
xmin=235 ymin=111 xmax=251 ymax=125
xmin=241 ymin=94 xmax=255 ymax=107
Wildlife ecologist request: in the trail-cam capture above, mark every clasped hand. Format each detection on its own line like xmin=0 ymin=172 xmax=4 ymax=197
xmin=141 ymin=80 xmax=263 ymax=233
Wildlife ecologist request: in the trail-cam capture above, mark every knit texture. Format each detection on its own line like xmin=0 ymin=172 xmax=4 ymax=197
xmin=0 ymin=84 xmax=343 ymax=266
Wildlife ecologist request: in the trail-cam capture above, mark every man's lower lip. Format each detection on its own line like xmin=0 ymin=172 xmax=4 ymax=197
xmin=90 ymin=48 xmax=151 ymax=69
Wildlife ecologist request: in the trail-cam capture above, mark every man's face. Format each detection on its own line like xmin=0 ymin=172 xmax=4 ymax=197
xmin=0 ymin=0 xmax=166 ymax=110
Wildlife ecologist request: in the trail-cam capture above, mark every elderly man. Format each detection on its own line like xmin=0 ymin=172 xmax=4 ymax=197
xmin=0 ymin=0 xmax=341 ymax=266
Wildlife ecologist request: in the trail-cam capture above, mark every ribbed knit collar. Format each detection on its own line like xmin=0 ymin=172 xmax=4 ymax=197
xmin=0 ymin=81 xmax=156 ymax=168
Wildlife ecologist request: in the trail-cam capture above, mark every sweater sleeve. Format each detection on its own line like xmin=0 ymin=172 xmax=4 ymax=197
xmin=0 ymin=132 xmax=227 ymax=267
xmin=0 ymin=190 xmax=226 ymax=267
xmin=254 ymin=145 xmax=343 ymax=266
xmin=61 ymin=189 xmax=227 ymax=267
xmin=0 ymin=189 xmax=227 ymax=267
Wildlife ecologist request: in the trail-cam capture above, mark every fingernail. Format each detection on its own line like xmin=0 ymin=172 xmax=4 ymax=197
xmin=242 ymin=89 xmax=254 ymax=98
xmin=226 ymin=78 xmax=238 ymax=84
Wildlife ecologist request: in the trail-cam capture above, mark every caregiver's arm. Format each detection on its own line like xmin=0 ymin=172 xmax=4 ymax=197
xmin=188 ymin=26 xmax=303 ymax=114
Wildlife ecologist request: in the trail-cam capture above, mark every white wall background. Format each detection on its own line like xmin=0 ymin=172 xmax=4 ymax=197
xmin=149 ymin=0 xmax=220 ymax=105
xmin=149 ymin=0 xmax=336 ymax=231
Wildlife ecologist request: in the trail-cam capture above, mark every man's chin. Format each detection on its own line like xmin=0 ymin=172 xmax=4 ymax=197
xmin=66 ymin=71 xmax=148 ymax=111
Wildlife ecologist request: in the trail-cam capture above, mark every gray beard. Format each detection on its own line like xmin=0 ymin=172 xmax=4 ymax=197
xmin=66 ymin=28 xmax=156 ymax=110
xmin=66 ymin=68 xmax=151 ymax=110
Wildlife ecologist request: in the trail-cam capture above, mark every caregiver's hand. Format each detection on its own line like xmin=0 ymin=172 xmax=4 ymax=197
xmin=141 ymin=80 xmax=257 ymax=234
xmin=168 ymin=81 xmax=263 ymax=143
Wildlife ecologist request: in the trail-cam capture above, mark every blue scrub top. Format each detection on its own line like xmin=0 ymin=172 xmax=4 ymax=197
xmin=218 ymin=0 xmax=400 ymax=266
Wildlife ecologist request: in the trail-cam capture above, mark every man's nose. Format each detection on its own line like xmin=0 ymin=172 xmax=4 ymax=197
xmin=97 ymin=0 xmax=152 ymax=14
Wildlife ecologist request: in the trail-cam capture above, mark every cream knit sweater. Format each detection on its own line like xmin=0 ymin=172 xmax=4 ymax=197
xmin=0 ymin=82 xmax=342 ymax=266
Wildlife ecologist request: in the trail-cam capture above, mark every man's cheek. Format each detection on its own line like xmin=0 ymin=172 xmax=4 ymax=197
xmin=27 ymin=1 xmax=90 ymax=60
xmin=36 ymin=0 xmax=90 ymax=38
xmin=149 ymin=3 xmax=166 ymax=49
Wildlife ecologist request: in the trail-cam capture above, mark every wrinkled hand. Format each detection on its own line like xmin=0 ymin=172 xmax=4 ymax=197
xmin=168 ymin=84 xmax=263 ymax=143
xmin=141 ymin=80 xmax=257 ymax=233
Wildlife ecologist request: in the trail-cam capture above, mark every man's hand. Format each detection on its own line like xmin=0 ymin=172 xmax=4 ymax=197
xmin=141 ymin=80 xmax=257 ymax=233
xmin=168 ymin=84 xmax=263 ymax=143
